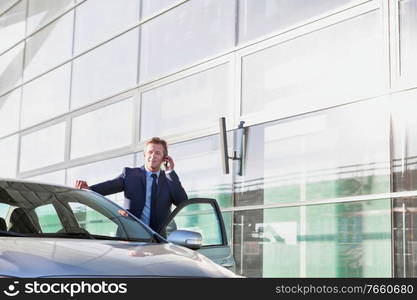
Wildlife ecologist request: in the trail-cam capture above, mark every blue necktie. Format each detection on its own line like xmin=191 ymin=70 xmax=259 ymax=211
xmin=149 ymin=173 xmax=158 ymax=230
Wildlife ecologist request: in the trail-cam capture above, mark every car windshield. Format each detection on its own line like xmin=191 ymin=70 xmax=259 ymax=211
xmin=0 ymin=180 xmax=155 ymax=242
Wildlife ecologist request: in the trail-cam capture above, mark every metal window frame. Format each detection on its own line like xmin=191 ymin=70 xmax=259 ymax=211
xmin=0 ymin=0 xmax=21 ymax=17
xmin=390 ymin=0 xmax=417 ymax=91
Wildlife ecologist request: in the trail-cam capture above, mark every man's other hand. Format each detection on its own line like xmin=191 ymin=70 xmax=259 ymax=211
xmin=75 ymin=180 xmax=90 ymax=190
xmin=118 ymin=209 xmax=129 ymax=217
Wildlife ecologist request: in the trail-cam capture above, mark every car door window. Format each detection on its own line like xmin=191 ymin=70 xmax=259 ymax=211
xmin=0 ymin=203 xmax=10 ymax=231
xmin=34 ymin=204 xmax=63 ymax=233
xmin=0 ymin=203 xmax=10 ymax=219
xmin=167 ymin=203 xmax=222 ymax=246
xmin=68 ymin=202 xmax=118 ymax=236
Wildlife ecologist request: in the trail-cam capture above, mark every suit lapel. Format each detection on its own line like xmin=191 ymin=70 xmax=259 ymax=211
xmin=134 ymin=167 xmax=147 ymax=210
xmin=157 ymin=171 xmax=166 ymax=199
xmin=138 ymin=166 xmax=147 ymax=189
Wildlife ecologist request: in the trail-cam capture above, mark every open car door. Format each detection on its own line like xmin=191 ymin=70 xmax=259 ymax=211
xmin=158 ymin=198 xmax=235 ymax=271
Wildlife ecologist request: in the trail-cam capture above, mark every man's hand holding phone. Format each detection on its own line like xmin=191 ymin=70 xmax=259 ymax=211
xmin=164 ymin=155 xmax=175 ymax=172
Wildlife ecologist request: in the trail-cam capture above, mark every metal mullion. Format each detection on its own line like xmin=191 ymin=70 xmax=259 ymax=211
xmin=131 ymin=90 xmax=140 ymax=155
xmin=136 ymin=0 xmax=143 ymax=86
xmin=68 ymin=0 xmax=78 ymax=111
xmin=382 ymin=0 xmax=392 ymax=91
xmin=390 ymin=0 xmax=417 ymax=91
xmin=0 ymin=0 xmax=22 ymax=18
xmin=233 ymin=51 xmax=242 ymax=129
xmin=15 ymin=0 xmax=29 ymax=180
xmin=64 ymin=115 xmax=72 ymax=166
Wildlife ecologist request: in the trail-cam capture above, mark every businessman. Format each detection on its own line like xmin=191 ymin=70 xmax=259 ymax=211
xmin=75 ymin=137 xmax=188 ymax=232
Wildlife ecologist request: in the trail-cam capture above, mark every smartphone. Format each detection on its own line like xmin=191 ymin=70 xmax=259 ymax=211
xmin=164 ymin=157 xmax=169 ymax=168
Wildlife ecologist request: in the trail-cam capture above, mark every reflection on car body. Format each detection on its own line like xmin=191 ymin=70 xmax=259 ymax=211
xmin=0 ymin=179 xmax=237 ymax=278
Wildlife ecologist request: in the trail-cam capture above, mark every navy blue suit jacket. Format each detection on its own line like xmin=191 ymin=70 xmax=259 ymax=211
xmin=90 ymin=166 xmax=188 ymax=232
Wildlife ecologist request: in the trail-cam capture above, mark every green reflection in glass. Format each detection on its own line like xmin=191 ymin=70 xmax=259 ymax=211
xmin=188 ymin=191 xmax=232 ymax=209
xmin=262 ymin=200 xmax=391 ymax=277
xmin=35 ymin=204 xmax=63 ymax=233
xmin=263 ymin=174 xmax=390 ymax=205
xmin=69 ymin=203 xmax=118 ymax=236
xmin=263 ymin=207 xmax=300 ymax=277
xmin=222 ymin=211 xmax=232 ymax=244
xmin=172 ymin=203 xmax=222 ymax=246
xmin=264 ymin=185 xmax=300 ymax=205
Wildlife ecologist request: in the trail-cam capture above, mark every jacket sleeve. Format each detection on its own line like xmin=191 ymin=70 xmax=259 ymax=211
xmin=90 ymin=168 xmax=126 ymax=196
xmin=165 ymin=170 xmax=188 ymax=206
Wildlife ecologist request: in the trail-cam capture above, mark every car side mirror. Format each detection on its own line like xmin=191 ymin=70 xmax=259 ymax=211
xmin=167 ymin=230 xmax=202 ymax=250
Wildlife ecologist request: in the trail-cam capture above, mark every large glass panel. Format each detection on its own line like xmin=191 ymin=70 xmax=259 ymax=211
xmin=21 ymin=63 xmax=71 ymax=128
xmin=24 ymin=11 xmax=73 ymax=80
xmin=168 ymin=134 xmax=233 ymax=209
xmin=0 ymin=134 xmax=18 ymax=178
xmin=241 ymin=10 xmax=385 ymax=116
xmin=141 ymin=0 xmax=180 ymax=19
xmin=239 ymin=0 xmax=358 ymax=43
xmin=140 ymin=63 xmax=232 ymax=140
xmin=66 ymin=154 xmax=133 ymax=206
xmin=0 ymin=0 xmax=26 ymax=54
xmin=0 ymin=43 xmax=24 ymax=95
xmin=399 ymin=0 xmax=417 ymax=80
xmin=139 ymin=0 xmax=235 ymax=82
xmin=70 ymin=99 xmax=133 ymax=159
xmin=235 ymin=100 xmax=390 ymax=207
xmin=20 ymin=122 xmax=66 ymax=172
xmin=71 ymin=29 xmax=139 ymax=109
xmin=233 ymin=199 xmax=391 ymax=277
xmin=27 ymin=0 xmax=74 ymax=34
xmin=74 ymin=0 xmax=140 ymax=54
xmin=26 ymin=170 xmax=66 ymax=185
xmin=0 ymin=89 xmax=20 ymax=138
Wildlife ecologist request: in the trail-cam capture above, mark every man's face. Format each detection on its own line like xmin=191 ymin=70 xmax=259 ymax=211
xmin=144 ymin=143 xmax=165 ymax=171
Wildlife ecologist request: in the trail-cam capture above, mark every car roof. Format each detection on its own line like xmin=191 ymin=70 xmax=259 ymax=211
xmin=0 ymin=178 xmax=75 ymax=193
xmin=0 ymin=178 xmax=84 ymax=207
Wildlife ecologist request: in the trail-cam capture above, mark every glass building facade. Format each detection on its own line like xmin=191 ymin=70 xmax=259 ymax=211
xmin=0 ymin=0 xmax=417 ymax=277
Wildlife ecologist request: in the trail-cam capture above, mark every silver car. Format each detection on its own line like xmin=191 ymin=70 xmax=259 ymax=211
xmin=0 ymin=179 xmax=237 ymax=278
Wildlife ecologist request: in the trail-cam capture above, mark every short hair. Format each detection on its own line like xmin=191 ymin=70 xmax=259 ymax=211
xmin=144 ymin=137 xmax=168 ymax=156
